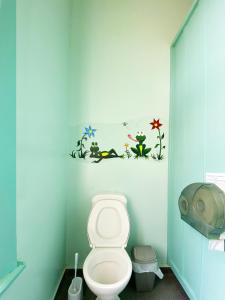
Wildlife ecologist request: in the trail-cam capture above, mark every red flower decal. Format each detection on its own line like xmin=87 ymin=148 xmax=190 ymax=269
xmin=150 ymin=119 xmax=162 ymax=130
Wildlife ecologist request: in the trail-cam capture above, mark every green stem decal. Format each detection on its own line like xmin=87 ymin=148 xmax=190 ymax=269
xmin=150 ymin=118 xmax=165 ymax=160
xmin=158 ymin=128 xmax=162 ymax=158
xmin=124 ymin=144 xmax=132 ymax=159
xmin=70 ymin=125 xmax=96 ymax=159
xmin=80 ymin=134 xmax=86 ymax=158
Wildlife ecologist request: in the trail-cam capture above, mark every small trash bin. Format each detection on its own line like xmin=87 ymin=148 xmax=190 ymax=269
xmin=132 ymin=245 xmax=163 ymax=292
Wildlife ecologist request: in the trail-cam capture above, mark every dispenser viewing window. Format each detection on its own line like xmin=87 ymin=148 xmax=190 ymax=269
xmin=178 ymin=183 xmax=225 ymax=239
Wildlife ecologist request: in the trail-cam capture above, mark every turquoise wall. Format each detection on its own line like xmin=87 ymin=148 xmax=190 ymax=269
xmin=0 ymin=1 xmax=195 ymax=298
xmin=0 ymin=0 xmax=17 ymax=277
xmin=67 ymin=0 xmax=192 ymax=268
xmin=169 ymin=0 xmax=225 ymax=299
xmin=1 ymin=0 xmax=71 ymax=299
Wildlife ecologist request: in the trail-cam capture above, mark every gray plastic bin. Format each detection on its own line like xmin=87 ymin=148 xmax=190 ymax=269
xmin=132 ymin=245 xmax=163 ymax=292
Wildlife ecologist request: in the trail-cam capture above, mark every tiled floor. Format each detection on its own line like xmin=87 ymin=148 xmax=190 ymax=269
xmin=54 ymin=269 xmax=189 ymax=300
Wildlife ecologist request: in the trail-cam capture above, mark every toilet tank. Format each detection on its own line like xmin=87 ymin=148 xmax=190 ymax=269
xmin=92 ymin=194 xmax=127 ymax=206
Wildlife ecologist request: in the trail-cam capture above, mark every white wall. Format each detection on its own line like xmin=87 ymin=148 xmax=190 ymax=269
xmin=67 ymin=0 xmax=193 ymax=267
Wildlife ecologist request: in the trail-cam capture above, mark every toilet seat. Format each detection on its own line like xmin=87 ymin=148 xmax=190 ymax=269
xmin=87 ymin=197 xmax=130 ymax=248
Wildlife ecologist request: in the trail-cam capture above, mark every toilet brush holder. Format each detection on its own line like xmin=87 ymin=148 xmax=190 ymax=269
xmin=68 ymin=277 xmax=83 ymax=300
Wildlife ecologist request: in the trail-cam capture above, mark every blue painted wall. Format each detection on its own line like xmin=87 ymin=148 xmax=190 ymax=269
xmin=0 ymin=0 xmax=17 ymax=277
xmin=169 ymin=0 xmax=225 ymax=299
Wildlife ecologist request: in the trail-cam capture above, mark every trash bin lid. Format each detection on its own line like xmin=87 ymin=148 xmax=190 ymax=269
xmin=132 ymin=245 xmax=157 ymax=264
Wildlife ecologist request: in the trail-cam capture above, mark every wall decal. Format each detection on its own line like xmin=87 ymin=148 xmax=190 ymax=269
xmin=70 ymin=125 xmax=97 ymax=159
xmin=150 ymin=119 xmax=165 ymax=160
xmin=124 ymin=143 xmax=132 ymax=159
xmin=128 ymin=132 xmax=151 ymax=158
xmin=89 ymin=142 xmax=123 ymax=163
xmin=122 ymin=121 xmax=128 ymax=127
xmin=70 ymin=118 xmax=166 ymax=163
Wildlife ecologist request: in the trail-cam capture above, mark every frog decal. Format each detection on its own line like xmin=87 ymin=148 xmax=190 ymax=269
xmin=128 ymin=132 xmax=151 ymax=158
xmin=90 ymin=142 xmax=123 ymax=163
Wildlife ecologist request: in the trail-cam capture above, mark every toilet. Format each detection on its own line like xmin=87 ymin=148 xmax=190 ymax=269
xmin=83 ymin=194 xmax=132 ymax=300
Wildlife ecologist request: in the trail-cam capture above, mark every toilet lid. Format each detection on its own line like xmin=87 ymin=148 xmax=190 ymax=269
xmin=87 ymin=199 xmax=130 ymax=248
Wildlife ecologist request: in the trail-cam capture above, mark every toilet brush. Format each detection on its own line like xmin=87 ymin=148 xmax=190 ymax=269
xmin=68 ymin=253 xmax=83 ymax=300
xmin=73 ymin=253 xmax=78 ymax=291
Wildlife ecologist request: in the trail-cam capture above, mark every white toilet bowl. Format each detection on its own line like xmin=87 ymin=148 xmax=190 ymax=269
xmin=83 ymin=248 xmax=132 ymax=300
xmin=83 ymin=194 xmax=132 ymax=300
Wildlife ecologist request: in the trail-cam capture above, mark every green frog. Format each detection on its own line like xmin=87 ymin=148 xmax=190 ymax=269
xmin=90 ymin=142 xmax=100 ymax=157
xmin=130 ymin=132 xmax=151 ymax=158
xmin=90 ymin=142 xmax=123 ymax=163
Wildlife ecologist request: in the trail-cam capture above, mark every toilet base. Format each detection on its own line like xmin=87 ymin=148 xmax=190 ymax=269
xmin=96 ymin=296 xmax=120 ymax=300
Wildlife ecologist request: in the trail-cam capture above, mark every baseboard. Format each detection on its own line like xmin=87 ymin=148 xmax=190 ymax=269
xmin=50 ymin=269 xmax=66 ymax=300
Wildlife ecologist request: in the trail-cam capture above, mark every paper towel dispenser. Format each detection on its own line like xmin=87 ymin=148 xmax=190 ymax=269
xmin=178 ymin=183 xmax=225 ymax=239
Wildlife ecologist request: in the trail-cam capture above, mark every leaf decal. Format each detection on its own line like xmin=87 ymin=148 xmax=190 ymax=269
xmin=77 ymin=140 xmax=80 ymax=146
xmin=155 ymin=144 xmax=160 ymax=148
xmin=83 ymin=150 xmax=89 ymax=158
xmin=161 ymin=133 xmax=165 ymax=139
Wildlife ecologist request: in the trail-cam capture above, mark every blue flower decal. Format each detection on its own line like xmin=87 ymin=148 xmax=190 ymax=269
xmin=83 ymin=125 xmax=96 ymax=138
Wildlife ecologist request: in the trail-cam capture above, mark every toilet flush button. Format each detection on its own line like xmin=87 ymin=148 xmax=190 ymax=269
xmin=206 ymin=173 xmax=225 ymax=192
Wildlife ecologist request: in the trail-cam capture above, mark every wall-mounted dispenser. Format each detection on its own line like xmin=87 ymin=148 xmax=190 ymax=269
xmin=178 ymin=183 xmax=225 ymax=239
